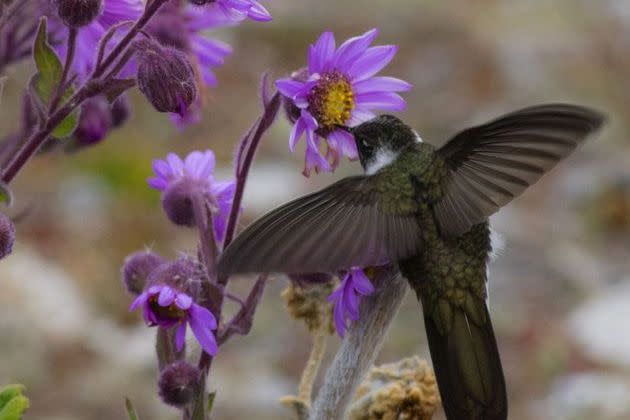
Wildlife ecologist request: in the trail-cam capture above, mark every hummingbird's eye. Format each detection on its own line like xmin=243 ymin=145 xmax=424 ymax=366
xmin=362 ymin=139 xmax=369 ymax=148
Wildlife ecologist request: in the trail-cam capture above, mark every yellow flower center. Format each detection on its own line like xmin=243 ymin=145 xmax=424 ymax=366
xmin=309 ymin=71 xmax=354 ymax=130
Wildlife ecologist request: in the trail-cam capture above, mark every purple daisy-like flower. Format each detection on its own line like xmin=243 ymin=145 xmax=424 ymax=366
xmin=148 ymin=150 xmax=236 ymax=241
xmin=51 ymin=0 xmax=143 ymax=79
xmin=328 ymin=267 xmax=375 ymax=337
xmin=130 ymin=283 xmax=218 ymax=355
xmin=276 ymin=29 xmax=412 ymax=176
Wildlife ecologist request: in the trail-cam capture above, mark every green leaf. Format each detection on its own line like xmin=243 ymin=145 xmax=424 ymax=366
xmin=32 ymin=18 xmax=79 ymax=139
xmin=0 ymin=385 xmax=29 ymax=420
xmin=125 ymin=397 xmax=139 ymax=420
xmin=0 ymin=385 xmax=25 ymax=408
xmin=0 ymin=396 xmax=29 ymax=420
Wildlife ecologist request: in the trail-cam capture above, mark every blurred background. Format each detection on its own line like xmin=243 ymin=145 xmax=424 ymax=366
xmin=1 ymin=0 xmax=630 ymax=419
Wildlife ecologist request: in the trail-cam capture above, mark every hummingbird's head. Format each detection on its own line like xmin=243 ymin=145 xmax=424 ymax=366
xmin=347 ymin=115 xmax=418 ymax=174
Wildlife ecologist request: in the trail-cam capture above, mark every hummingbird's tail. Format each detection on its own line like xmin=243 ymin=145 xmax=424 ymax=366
xmin=419 ymin=294 xmax=507 ymax=420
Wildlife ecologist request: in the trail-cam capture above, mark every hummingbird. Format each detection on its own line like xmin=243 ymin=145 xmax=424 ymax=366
xmin=218 ymin=104 xmax=605 ymax=420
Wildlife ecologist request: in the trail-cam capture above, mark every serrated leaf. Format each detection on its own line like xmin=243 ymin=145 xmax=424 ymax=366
xmin=32 ymin=18 xmax=79 ymax=138
xmin=0 ymin=396 xmax=29 ymax=420
xmin=125 ymin=397 xmax=139 ymax=420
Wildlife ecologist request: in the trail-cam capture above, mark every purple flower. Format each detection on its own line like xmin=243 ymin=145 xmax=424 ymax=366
xmin=210 ymin=0 xmax=272 ymax=22
xmin=276 ymin=29 xmax=412 ymax=176
xmin=52 ymin=0 xmax=143 ymax=79
xmin=328 ymin=267 xmax=375 ymax=337
xmin=148 ymin=150 xmax=236 ymax=241
xmin=130 ymin=283 xmax=218 ymax=356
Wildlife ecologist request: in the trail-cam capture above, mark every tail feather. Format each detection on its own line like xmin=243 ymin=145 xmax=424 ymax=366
xmin=422 ymin=299 xmax=507 ymax=420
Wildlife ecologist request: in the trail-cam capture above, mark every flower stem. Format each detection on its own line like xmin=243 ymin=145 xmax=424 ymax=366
xmin=0 ymin=0 xmax=167 ymax=184
xmin=298 ymin=314 xmax=329 ymax=403
xmin=310 ymin=269 xmax=408 ymax=420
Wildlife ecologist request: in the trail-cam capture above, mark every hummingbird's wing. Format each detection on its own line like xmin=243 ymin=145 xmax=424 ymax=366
xmin=218 ymin=175 xmax=422 ymax=276
xmin=434 ymin=104 xmax=605 ymax=236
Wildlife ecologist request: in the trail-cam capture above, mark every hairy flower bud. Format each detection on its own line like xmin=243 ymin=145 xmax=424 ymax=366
xmin=161 ymin=179 xmax=199 ymax=227
xmin=122 ymin=251 xmax=165 ymax=295
xmin=73 ymin=96 xmax=112 ymax=146
xmin=158 ymin=360 xmax=201 ymax=407
xmin=54 ymin=0 xmax=103 ymax=28
xmin=0 ymin=213 xmax=15 ymax=260
xmin=146 ymin=258 xmax=201 ymax=299
xmin=136 ymin=39 xmax=197 ymax=115
xmin=111 ymin=95 xmax=131 ymax=128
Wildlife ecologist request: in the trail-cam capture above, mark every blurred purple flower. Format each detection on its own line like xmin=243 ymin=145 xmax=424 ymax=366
xmin=52 ymin=0 xmax=143 ymax=78
xmin=148 ymin=150 xmax=236 ymax=240
xmin=130 ymin=283 xmax=218 ymax=355
xmin=328 ymin=267 xmax=375 ymax=337
xmin=210 ymin=0 xmax=272 ymax=22
xmin=148 ymin=2 xmax=234 ymax=90
xmin=275 ymin=29 xmax=411 ymax=176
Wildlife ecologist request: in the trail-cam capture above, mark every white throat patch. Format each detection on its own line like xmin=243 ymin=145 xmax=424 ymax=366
xmin=365 ymin=147 xmax=399 ymax=175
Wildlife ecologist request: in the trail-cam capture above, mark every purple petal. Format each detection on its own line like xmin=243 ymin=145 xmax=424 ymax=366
xmin=333 ymin=28 xmax=379 ymax=71
xmin=189 ymin=313 xmax=219 ymax=355
xmin=289 ymin=117 xmax=306 ymax=152
xmin=328 ymin=129 xmax=358 ymax=160
xmin=147 ymin=177 xmax=168 ymax=191
xmin=129 ymin=292 xmax=148 ymax=312
xmin=175 ymin=293 xmax=193 ymax=310
xmin=247 ymin=0 xmax=272 ymax=21
xmin=189 ymin=303 xmax=218 ymax=330
xmin=347 ymin=45 xmax=398 ymax=82
xmin=309 ymin=31 xmax=335 ymax=73
xmin=158 ymin=286 xmax=176 ymax=306
xmin=166 ymin=153 xmax=184 ymax=175
xmin=153 ymin=159 xmax=172 ymax=179
xmin=351 ymin=269 xmax=375 ymax=295
xmin=276 ymin=79 xmax=305 ymax=99
xmin=175 ymin=322 xmax=187 ymax=351
xmin=332 ymin=297 xmax=347 ymax=338
xmin=353 ymin=76 xmax=412 ymax=94
xmin=347 ymin=108 xmax=377 ymax=127
xmin=355 ymin=92 xmax=406 ymax=111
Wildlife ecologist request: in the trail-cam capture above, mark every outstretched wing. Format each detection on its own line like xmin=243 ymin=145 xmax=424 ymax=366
xmin=218 ymin=175 xmax=422 ymax=276
xmin=434 ymin=104 xmax=606 ymax=236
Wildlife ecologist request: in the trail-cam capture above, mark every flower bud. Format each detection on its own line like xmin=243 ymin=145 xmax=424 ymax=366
xmin=158 ymin=360 xmax=201 ymax=407
xmin=161 ymin=179 xmax=199 ymax=227
xmin=73 ymin=96 xmax=112 ymax=147
xmin=111 ymin=95 xmax=131 ymax=128
xmin=146 ymin=258 xmax=201 ymax=299
xmin=54 ymin=0 xmax=103 ymax=28
xmin=0 ymin=213 xmax=15 ymax=260
xmin=136 ymin=39 xmax=197 ymax=115
xmin=121 ymin=251 xmax=165 ymax=295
